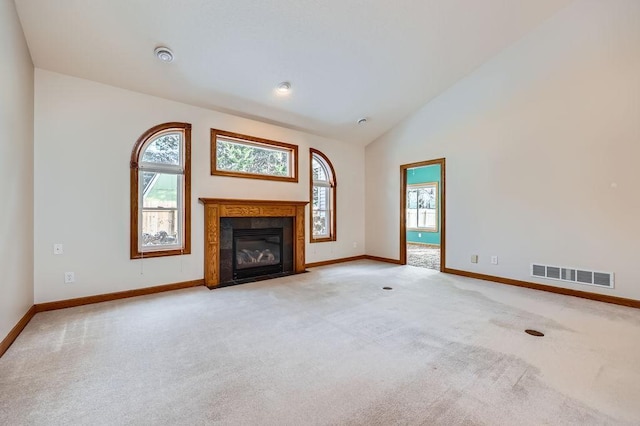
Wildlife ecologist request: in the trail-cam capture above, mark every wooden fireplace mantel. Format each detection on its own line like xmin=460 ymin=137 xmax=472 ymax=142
xmin=199 ymin=198 xmax=309 ymax=288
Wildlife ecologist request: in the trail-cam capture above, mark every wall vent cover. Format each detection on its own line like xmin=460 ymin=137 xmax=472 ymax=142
xmin=531 ymin=263 xmax=614 ymax=288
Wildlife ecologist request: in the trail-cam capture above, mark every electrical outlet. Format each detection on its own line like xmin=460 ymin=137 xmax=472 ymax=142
xmin=471 ymin=255 xmax=478 ymax=263
xmin=353 ymin=241 xmax=358 ymax=248
xmin=418 ymin=233 xmax=422 ymax=238
xmin=53 ymin=244 xmax=63 ymax=255
xmin=64 ymin=272 xmax=75 ymax=283
xmin=491 ymin=256 xmax=498 ymax=265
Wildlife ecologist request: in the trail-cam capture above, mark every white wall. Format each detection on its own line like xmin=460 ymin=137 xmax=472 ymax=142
xmin=365 ymin=0 xmax=640 ymax=299
xmin=0 ymin=0 xmax=34 ymax=337
xmin=34 ymin=70 xmax=364 ymax=303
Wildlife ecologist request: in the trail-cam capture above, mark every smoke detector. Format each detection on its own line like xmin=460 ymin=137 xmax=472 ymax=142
xmin=154 ymin=47 xmax=174 ymax=63
xmin=276 ymin=82 xmax=292 ymax=95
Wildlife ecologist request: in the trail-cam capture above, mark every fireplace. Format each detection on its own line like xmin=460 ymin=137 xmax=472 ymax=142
xmin=219 ymin=216 xmax=293 ymax=285
xmin=233 ymin=227 xmax=283 ymax=280
xmin=199 ymin=199 xmax=308 ymax=288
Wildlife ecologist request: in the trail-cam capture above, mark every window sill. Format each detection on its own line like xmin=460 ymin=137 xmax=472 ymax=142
xmin=131 ymin=248 xmax=191 ymax=259
xmin=407 ymin=228 xmax=438 ymax=233
xmin=310 ymin=236 xmax=336 ymax=243
xmin=211 ymin=169 xmax=298 ymax=183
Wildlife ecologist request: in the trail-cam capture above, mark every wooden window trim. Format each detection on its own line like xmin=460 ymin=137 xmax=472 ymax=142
xmin=406 ymin=182 xmax=439 ymax=233
xmin=130 ymin=122 xmax=191 ymax=259
xmin=310 ymin=148 xmax=337 ymax=243
xmin=210 ymin=129 xmax=298 ymax=182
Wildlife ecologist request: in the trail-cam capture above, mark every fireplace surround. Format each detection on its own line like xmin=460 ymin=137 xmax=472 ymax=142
xmin=199 ymin=198 xmax=308 ymax=288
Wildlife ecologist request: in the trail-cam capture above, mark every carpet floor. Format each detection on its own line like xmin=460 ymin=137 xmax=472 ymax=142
xmin=1 ymin=260 xmax=639 ymax=425
xmin=407 ymin=243 xmax=440 ymax=270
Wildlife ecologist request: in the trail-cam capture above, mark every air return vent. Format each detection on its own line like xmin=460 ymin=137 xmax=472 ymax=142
xmin=531 ymin=263 xmax=614 ymax=288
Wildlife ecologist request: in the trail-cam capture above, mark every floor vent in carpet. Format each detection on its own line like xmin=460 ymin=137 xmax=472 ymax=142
xmin=525 ymin=329 xmax=544 ymax=337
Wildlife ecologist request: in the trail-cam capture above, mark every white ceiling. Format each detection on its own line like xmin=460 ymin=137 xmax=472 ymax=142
xmin=15 ymin=0 xmax=572 ymax=145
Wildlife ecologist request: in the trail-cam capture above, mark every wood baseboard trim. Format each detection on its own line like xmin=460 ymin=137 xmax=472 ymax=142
xmin=0 ymin=305 xmax=37 ymax=358
xmin=305 ymin=254 xmax=402 ymax=268
xmin=364 ymin=255 xmax=402 ymax=265
xmin=444 ymin=268 xmax=640 ymax=309
xmin=305 ymin=255 xmax=367 ymax=268
xmin=35 ymin=279 xmax=205 ymax=313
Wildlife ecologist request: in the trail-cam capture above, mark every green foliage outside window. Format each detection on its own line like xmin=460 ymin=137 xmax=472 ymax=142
xmin=142 ymin=133 xmax=180 ymax=190
xmin=216 ymin=139 xmax=289 ymax=177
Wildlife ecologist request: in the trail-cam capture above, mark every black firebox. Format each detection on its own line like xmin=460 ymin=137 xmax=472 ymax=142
xmin=232 ymin=228 xmax=284 ymax=280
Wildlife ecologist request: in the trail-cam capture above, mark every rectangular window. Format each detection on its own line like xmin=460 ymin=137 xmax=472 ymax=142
xmin=141 ymin=172 xmax=182 ymax=250
xmin=211 ymin=129 xmax=298 ymax=182
xmin=406 ymin=182 xmax=438 ymax=232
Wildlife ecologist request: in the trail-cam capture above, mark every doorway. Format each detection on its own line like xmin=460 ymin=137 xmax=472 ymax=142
xmin=400 ymin=159 xmax=446 ymax=271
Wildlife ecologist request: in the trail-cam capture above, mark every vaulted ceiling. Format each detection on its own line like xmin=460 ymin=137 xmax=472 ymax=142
xmin=15 ymin=0 xmax=572 ymax=145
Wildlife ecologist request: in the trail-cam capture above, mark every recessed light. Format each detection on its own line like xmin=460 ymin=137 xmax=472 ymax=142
xmin=276 ymin=82 xmax=292 ymax=95
xmin=154 ymin=46 xmax=174 ymax=63
xmin=357 ymin=117 xmax=368 ymax=125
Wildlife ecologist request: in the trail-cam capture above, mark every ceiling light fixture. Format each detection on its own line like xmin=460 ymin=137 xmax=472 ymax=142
xmin=357 ymin=118 xmax=368 ymax=125
xmin=276 ymin=82 xmax=292 ymax=95
xmin=154 ymin=46 xmax=174 ymax=63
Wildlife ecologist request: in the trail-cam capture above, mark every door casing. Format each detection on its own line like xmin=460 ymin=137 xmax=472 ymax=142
xmin=400 ymin=158 xmax=446 ymax=270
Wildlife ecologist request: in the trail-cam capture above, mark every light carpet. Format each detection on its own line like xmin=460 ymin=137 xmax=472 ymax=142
xmin=1 ymin=260 xmax=639 ymax=425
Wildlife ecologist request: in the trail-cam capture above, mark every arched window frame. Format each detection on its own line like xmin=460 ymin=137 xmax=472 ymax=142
xmin=310 ymin=148 xmax=337 ymax=243
xmin=130 ymin=122 xmax=191 ymax=259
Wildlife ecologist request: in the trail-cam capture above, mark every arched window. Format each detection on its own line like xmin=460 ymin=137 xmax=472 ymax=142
xmin=310 ymin=148 xmax=336 ymax=242
xmin=130 ymin=123 xmax=191 ymax=259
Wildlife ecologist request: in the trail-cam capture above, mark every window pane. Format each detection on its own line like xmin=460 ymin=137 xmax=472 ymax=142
xmin=142 ymin=133 xmax=181 ymax=165
xmin=427 ymin=210 xmax=436 ymax=227
xmin=407 ymin=189 xmax=418 ymax=209
xmin=216 ymin=138 xmax=290 ymax=177
xmin=142 ymin=173 xmax=180 ymax=247
xmin=313 ymin=185 xmax=331 ymax=237
xmin=313 ymin=210 xmax=329 ymax=237
xmin=407 ymin=183 xmax=437 ymax=230
xmin=313 ymin=185 xmax=330 ymax=210
xmin=142 ymin=173 xmax=178 ymax=208
xmin=407 ymin=209 xmax=417 ymax=228
xmin=312 ymin=158 xmax=328 ymax=181
xmin=142 ymin=210 xmax=179 ymax=247
xmin=425 ymin=187 xmax=436 ymax=208
xmin=417 ymin=209 xmax=436 ymax=228
xmin=142 ymin=171 xmax=155 ymax=193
